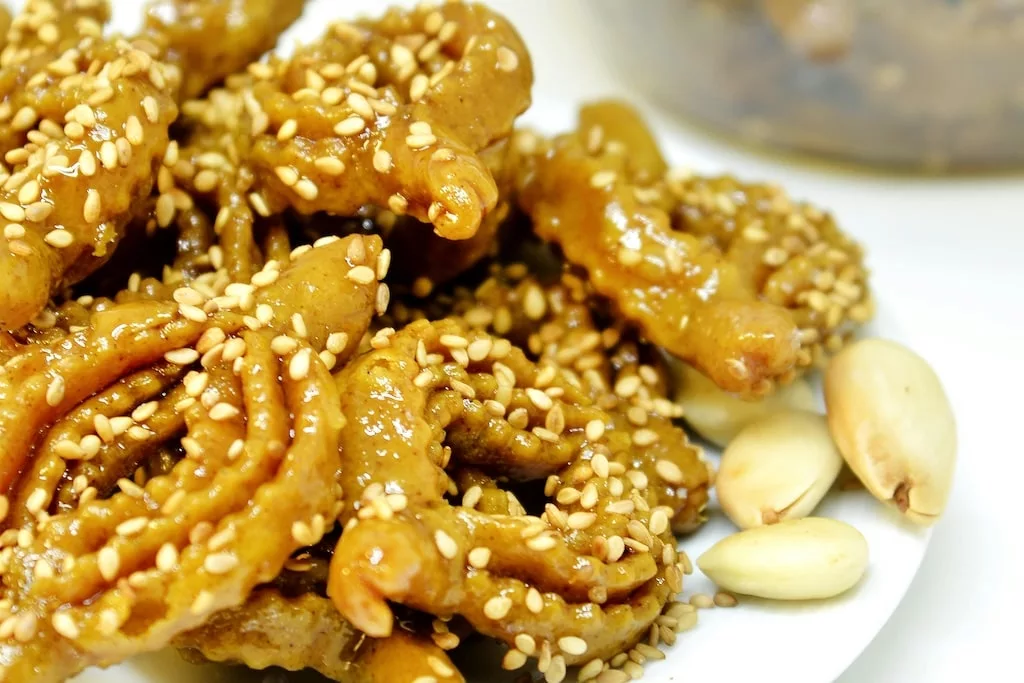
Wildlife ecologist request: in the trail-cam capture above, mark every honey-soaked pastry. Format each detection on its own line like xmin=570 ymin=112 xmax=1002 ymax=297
xmin=0 ymin=7 xmax=11 ymax=53
xmin=0 ymin=0 xmax=112 ymax=154
xmin=142 ymin=0 xmax=308 ymax=101
xmin=0 ymin=1 xmax=180 ymax=331
xmin=517 ymin=107 xmax=803 ymax=397
xmin=176 ymin=0 xmax=532 ymax=246
xmin=328 ymin=319 xmax=703 ymax=674
xmin=0 ymin=235 xmax=383 ymax=682
xmin=176 ymin=589 xmax=464 ymax=683
xmin=0 ymin=234 xmax=382 ymax=506
xmin=408 ymin=264 xmax=709 ymax=532
xmin=667 ymin=175 xmax=873 ymax=367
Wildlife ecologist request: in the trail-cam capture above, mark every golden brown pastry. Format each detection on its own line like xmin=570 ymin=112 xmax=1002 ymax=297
xmin=142 ymin=0 xmax=308 ymax=101
xmin=328 ymin=318 xmax=705 ymax=678
xmin=0 ymin=0 xmax=180 ymax=331
xmin=0 ymin=235 xmax=382 ymax=682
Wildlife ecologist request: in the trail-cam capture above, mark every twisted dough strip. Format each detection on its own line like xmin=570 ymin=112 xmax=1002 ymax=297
xmin=0 ymin=235 xmax=382 ymax=681
xmin=412 ymin=263 xmax=709 ymax=532
xmin=174 ymin=0 xmax=531 ymax=249
xmin=0 ymin=332 xmax=341 ymax=682
xmin=328 ymin=319 xmax=703 ymax=677
xmin=175 ymin=589 xmax=465 ymax=683
xmin=0 ymin=234 xmax=381 ymax=498
xmin=142 ymin=0 xmax=308 ymax=101
xmin=666 ymin=174 xmax=873 ymax=367
xmin=516 ymin=106 xmax=803 ymax=397
xmin=0 ymin=0 xmax=180 ymax=330
xmin=0 ymin=0 xmax=111 ymax=154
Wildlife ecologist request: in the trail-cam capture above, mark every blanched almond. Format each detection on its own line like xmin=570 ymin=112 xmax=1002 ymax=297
xmin=716 ymin=411 xmax=843 ymax=529
xmin=824 ymin=338 xmax=956 ymax=525
xmin=671 ymin=361 xmax=816 ymax=448
xmin=697 ymin=517 xmax=868 ymax=600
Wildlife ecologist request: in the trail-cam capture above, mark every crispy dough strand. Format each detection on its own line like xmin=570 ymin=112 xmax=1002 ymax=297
xmin=0 ymin=1 xmax=180 ymax=330
xmin=178 ymin=1 xmax=531 ymax=241
xmin=328 ymin=319 xmax=705 ymax=667
xmin=517 ymin=105 xmax=802 ymax=396
xmin=142 ymin=0 xmax=308 ymax=101
xmin=175 ymin=590 xmax=465 ymax=683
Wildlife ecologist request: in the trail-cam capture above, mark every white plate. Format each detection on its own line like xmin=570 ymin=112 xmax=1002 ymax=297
xmin=53 ymin=1 xmax=932 ymax=682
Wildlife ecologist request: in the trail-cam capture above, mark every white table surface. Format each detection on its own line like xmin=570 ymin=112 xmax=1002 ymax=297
xmin=474 ymin=2 xmax=1023 ymax=681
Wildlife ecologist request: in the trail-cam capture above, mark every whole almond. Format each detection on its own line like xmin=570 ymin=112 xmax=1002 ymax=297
xmin=671 ymin=360 xmax=816 ymax=448
xmin=697 ymin=517 xmax=868 ymax=600
xmin=716 ymin=411 xmax=843 ymax=529
xmin=824 ymin=338 xmax=956 ymax=525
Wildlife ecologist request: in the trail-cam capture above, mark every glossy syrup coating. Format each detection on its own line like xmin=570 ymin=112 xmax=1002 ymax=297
xmin=176 ymin=0 xmax=532 ymax=245
xmin=142 ymin=0 xmax=308 ymax=101
xmin=667 ymin=174 xmax=874 ymax=368
xmin=0 ymin=236 xmax=382 ymax=682
xmin=327 ymin=318 xmax=703 ymax=674
xmin=517 ymin=106 xmax=805 ymax=397
xmin=0 ymin=1 xmax=181 ymax=331
xmin=175 ymin=589 xmax=465 ymax=683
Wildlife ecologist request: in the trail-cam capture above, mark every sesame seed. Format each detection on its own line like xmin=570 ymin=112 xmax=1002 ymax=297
xmin=42 ymin=228 xmax=73 ymax=249
xmin=13 ymin=612 xmax=37 ymax=642
xmin=584 ymin=419 xmax=605 ymax=441
xmin=204 ymin=552 xmax=239 ymax=575
xmin=434 ymin=530 xmax=458 ymax=559
xmin=51 ymin=612 xmax=80 ymax=640
xmin=11 ymin=106 xmax=37 ymax=131
xmin=558 ymin=636 xmax=588 ymax=656
xmin=649 ymin=509 xmax=670 ymax=536
xmin=156 ymin=543 xmax=178 ymax=572
xmin=209 ymin=402 xmax=240 ymax=421
xmin=277 ymin=119 xmax=298 ymax=141
xmin=54 ymin=440 xmax=84 ymax=460
xmin=289 ymin=348 xmax=312 ymax=381
xmin=580 ymin=483 xmax=599 ymax=510
xmin=334 ymin=117 xmax=366 ymax=136
xmin=467 ymin=546 xmax=491 ymax=569
xmin=502 ymin=649 xmax=527 ymax=670
xmin=690 ymin=593 xmax=715 ymax=609
xmin=375 ymin=283 xmax=390 ymax=315
xmin=606 ymin=535 xmax=626 ymax=562
xmin=496 ymin=46 xmax=519 ymax=71
xmin=294 ymin=178 xmax=319 ymax=201
xmin=2 ymin=224 xmax=24 ymax=240
xmin=714 ymin=591 xmax=738 ymax=607
xmin=98 ymin=547 xmax=120 ymax=580
xmin=567 ymin=511 xmax=597 ymax=530
xmin=526 ymin=532 xmax=558 ymax=551
xmin=25 ymin=488 xmax=48 ymax=515
xmin=250 ymin=268 xmax=279 ymax=287
xmin=249 ymin=192 xmax=271 ymax=217
xmin=165 ymin=348 xmax=199 ymax=365
xmin=655 ymin=459 xmax=684 ymax=485
xmin=116 ymin=516 xmax=149 ymax=537
xmin=632 ymin=429 xmax=659 ymax=446
xmin=8 ymin=239 xmax=32 ymax=255
xmin=591 ymin=453 xmax=610 ymax=479
xmin=314 ymin=156 xmax=345 ymax=175
xmin=606 ymin=500 xmax=634 ymax=516
xmin=45 ymin=375 xmax=65 ymax=407
xmin=346 ymin=265 xmax=376 ymax=284
xmin=190 ymin=590 xmax=215 ymax=615
xmin=483 ymin=595 xmax=513 ymax=620
xmin=372 ymin=148 xmax=393 ymax=173
xmin=109 ymin=417 xmax=133 ymax=436
xmin=406 ymin=133 xmax=437 ymax=149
